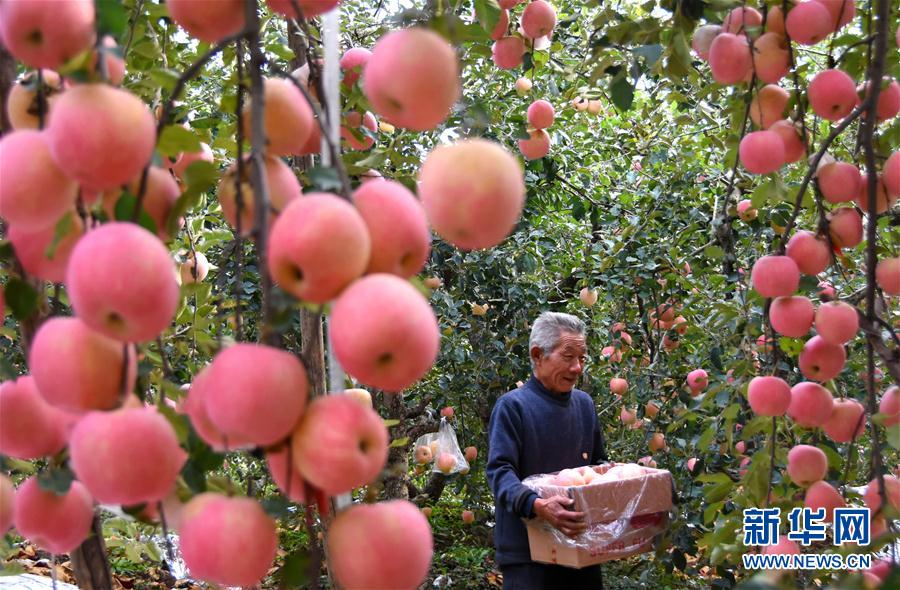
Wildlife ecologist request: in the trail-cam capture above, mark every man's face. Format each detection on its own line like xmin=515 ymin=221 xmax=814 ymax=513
xmin=532 ymin=331 xmax=587 ymax=394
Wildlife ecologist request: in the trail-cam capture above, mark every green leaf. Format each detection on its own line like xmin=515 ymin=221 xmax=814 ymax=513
xmin=37 ymin=467 xmax=75 ymax=495
xmin=610 ymin=76 xmax=635 ymax=111
xmin=389 ymin=437 xmax=410 ymax=448
xmin=158 ymin=125 xmax=202 ymax=158
xmin=46 ymin=212 xmax=75 ymax=260
xmin=633 ymin=44 xmax=663 ymax=67
xmin=307 ymin=166 xmax=343 ymax=192
xmin=114 ymin=192 xmax=159 ymax=236
xmin=147 ymin=68 xmax=181 ymax=94
xmin=5 ymin=278 xmax=39 ymax=320
xmin=94 ymin=0 xmax=128 ymax=38
xmin=474 ymin=0 xmax=502 ymax=36
xmin=278 ymin=549 xmax=310 ymax=588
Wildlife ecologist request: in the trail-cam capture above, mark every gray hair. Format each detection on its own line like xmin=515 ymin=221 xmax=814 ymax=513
xmin=529 ymin=312 xmax=586 ymax=368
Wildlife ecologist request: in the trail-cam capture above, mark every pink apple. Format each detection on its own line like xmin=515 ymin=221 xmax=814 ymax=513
xmin=748 ymin=376 xmax=792 ymax=416
xmin=822 ymin=398 xmax=865 ymax=443
xmin=464 ymin=446 xmax=478 ymax=462
xmin=687 ymin=369 xmax=708 ymax=391
xmin=179 ymin=493 xmax=277 ymax=588
xmin=0 ymin=376 xmax=73 ymax=459
xmin=610 ymin=377 xmax=628 ymax=396
xmin=620 ymin=407 xmax=636 ymax=424
xmin=521 ymin=1 xmax=556 ymax=38
xmin=739 ymin=130 xmax=785 ymax=174
xmin=813 ymin=0 xmax=855 ymax=30
xmin=827 ymin=207 xmax=863 ymax=249
xmin=267 ymin=0 xmax=340 ymax=18
xmin=815 ymin=300 xmax=858 ymax=344
xmin=6 ymin=69 xmax=64 ymax=130
xmin=767 ymin=6 xmax=786 ymax=34
xmin=0 ymin=0 xmax=95 ymax=69
xmin=243 ymin=77 xmax=314 ymax=156
xmin=785 ymin=1 xmax=833 ymax=45
xmin=787 ymin=444 xmax=828 ymax=486
xmin=786 ymin=230 xmax=831 ymax=275
xmin=65 ymin=222 xmax=179 ymax=343
xmin=804 ymin=480 xmax=845 ymax=520
xmin=171 ymin=142 xmax=214 ymax=180
xmin=268 ymin=192 xmax=371 ymax=303
xmin=352 ymin=180 xmax=430 ymax=278
xmin=180 ymin=252 xmax=209 ymax=284
xmin=166 ymin=0 xmax=245 ymax=42
xmin=884 ymin=151 xmax=899 ymax=196
xmin=750 ymin=84 xmax=789 ymax=129
xmin=7 ymin=213 xmax=83 ymax=282
xmin=808 ymin=69 xmax=858 ymax=121
xmin=751 ymin=33 xmax=789 ymax=84
xmin=751 ymin=255 xmax=800 ymax=298
xmin=527 ymin=99 xmax=555 ymax=129
xmin=799 ymin=335 xmax=846 ymax=382
xmin=292 ymin=395 xmax=388 ymax=495
xmin=123 ymin=166 xmax=182 ymax=240
xmin=266 ymin=444 xmax=307 ymax=503
xmin=770 ymin=295 xmax=815 ymax=337
xmin=708 ymin=33 xmax=751 ymax=85
xmin=218 ymin=154 xmax=302 ymax=236
xmin=437 ymin=452 xmax=458 ymax=474
xmin=769 ymin=120 xmax=805 ymax=163
xmin=29 ymin=317 xmax=137 ymax=413
xmin=330 ymin=274 xmax=440 ymax=393
xmin=69 ymin=406 xmax=187 ymax=505
xmin=879 ymin=385 xmax=899 ymax=427
xmin=46 ymin=84 xmax=155 ymax=190
xmin=492 ymin=36 xmax=526 ymax=69
xmin=327 ymin=500 xmax=433 ymax=590
xmin=691 ymin=25 xmax=721 ymax=60
xmin=203 ymin=343 xmax=308 ymax=447
xmin=788 ymin=381 xmax=835 ymax=427
xmin=518 ymin=129 xmax=551 ymax=160
xmin=13 ymin=477 xmax=94 ymax=554
xmin=182 ymin=366 xmax=253 ymax=452
xmin=419 ymin=138 xmax=525 ymax=251
xmin=818 ymin=161 xmax=861 ymax=203
xmin=737 ymin=199 xmax=757 ymax=221
xmin=340 ymin=47 xmax=372 ymax=87
xmin=855 ymin=174 xmax=894 ymax=215
xmin=687 ymin=458 xmax=698 ymax=473
xmin=876 ymin=258 xmax=899 ymax=295
xmin=0 ymin=130 xmax=78 ymax=229
xmin=863 ymin=475 xmax=900 ymax=514
xmin=364 ymin=28 xmax=459 ymax=131
xmin=340 ymin=111 xmax=377 ymax=150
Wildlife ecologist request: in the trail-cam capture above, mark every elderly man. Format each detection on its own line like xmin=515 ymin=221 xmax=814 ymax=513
xmin=487 ymin=311 xmax=607 ymax=589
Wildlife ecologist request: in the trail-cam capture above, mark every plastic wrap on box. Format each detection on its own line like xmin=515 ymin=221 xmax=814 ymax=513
xmin=521 ymin=463 xmax=674 ymax=567
xmin=412 ymin=417 xmax=469 ymax=475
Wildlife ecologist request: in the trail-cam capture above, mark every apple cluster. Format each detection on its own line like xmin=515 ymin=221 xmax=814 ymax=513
xmin=487 ymin=1 xmax=557 ymax=70
xmin=0 ymin=1 xmax=534 ymax=589
xmin=692 ymin=1 xmax=900 ymax=198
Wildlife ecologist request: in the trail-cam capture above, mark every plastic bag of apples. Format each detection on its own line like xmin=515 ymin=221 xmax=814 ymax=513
xmin=521 ymin=463 xmax=674 ymax=567
xmin=412 ymin=417 xmax=469 ymax=476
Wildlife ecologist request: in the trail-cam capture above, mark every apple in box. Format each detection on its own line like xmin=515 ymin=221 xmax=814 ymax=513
xmin=526 ymin=463 xmax=674 ymax=568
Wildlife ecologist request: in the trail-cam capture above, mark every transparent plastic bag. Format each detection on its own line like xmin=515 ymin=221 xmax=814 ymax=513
xmin=521 ymin=463 xmax=674 ymax=564
xmin=412 ymin=417 xmax=469 ymax=475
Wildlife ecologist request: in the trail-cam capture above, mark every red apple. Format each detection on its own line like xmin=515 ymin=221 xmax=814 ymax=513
xmin=13 ymin=477 xmax=94 ymax=554
xmin=748 ymin=376 xmax=792 ymax=416
xmin=788 ymin=381 xmax=835 ymax=427
xmin=787 ymin=444 xmax=828 ymax=486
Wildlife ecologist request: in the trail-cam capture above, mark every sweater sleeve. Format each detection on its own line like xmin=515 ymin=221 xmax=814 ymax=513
xmin=486 ymin=398 xmax=539 ymax=519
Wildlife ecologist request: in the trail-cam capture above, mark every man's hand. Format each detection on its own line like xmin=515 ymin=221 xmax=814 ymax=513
xmin=533 ymin=495 xmax=587 ymax=538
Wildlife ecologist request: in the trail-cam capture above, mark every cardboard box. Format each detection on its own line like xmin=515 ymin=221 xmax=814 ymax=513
xmin=524 ymin=464 xmax=674 ymax=568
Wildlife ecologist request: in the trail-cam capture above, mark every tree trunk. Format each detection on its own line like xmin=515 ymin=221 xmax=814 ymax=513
xmin=382 ymin=392 xmax=410 ymax=500
xmin=70 ymin=514 xmax=113 ymax=590
xmin=0 ymin=41 xmax=16 ymax=134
